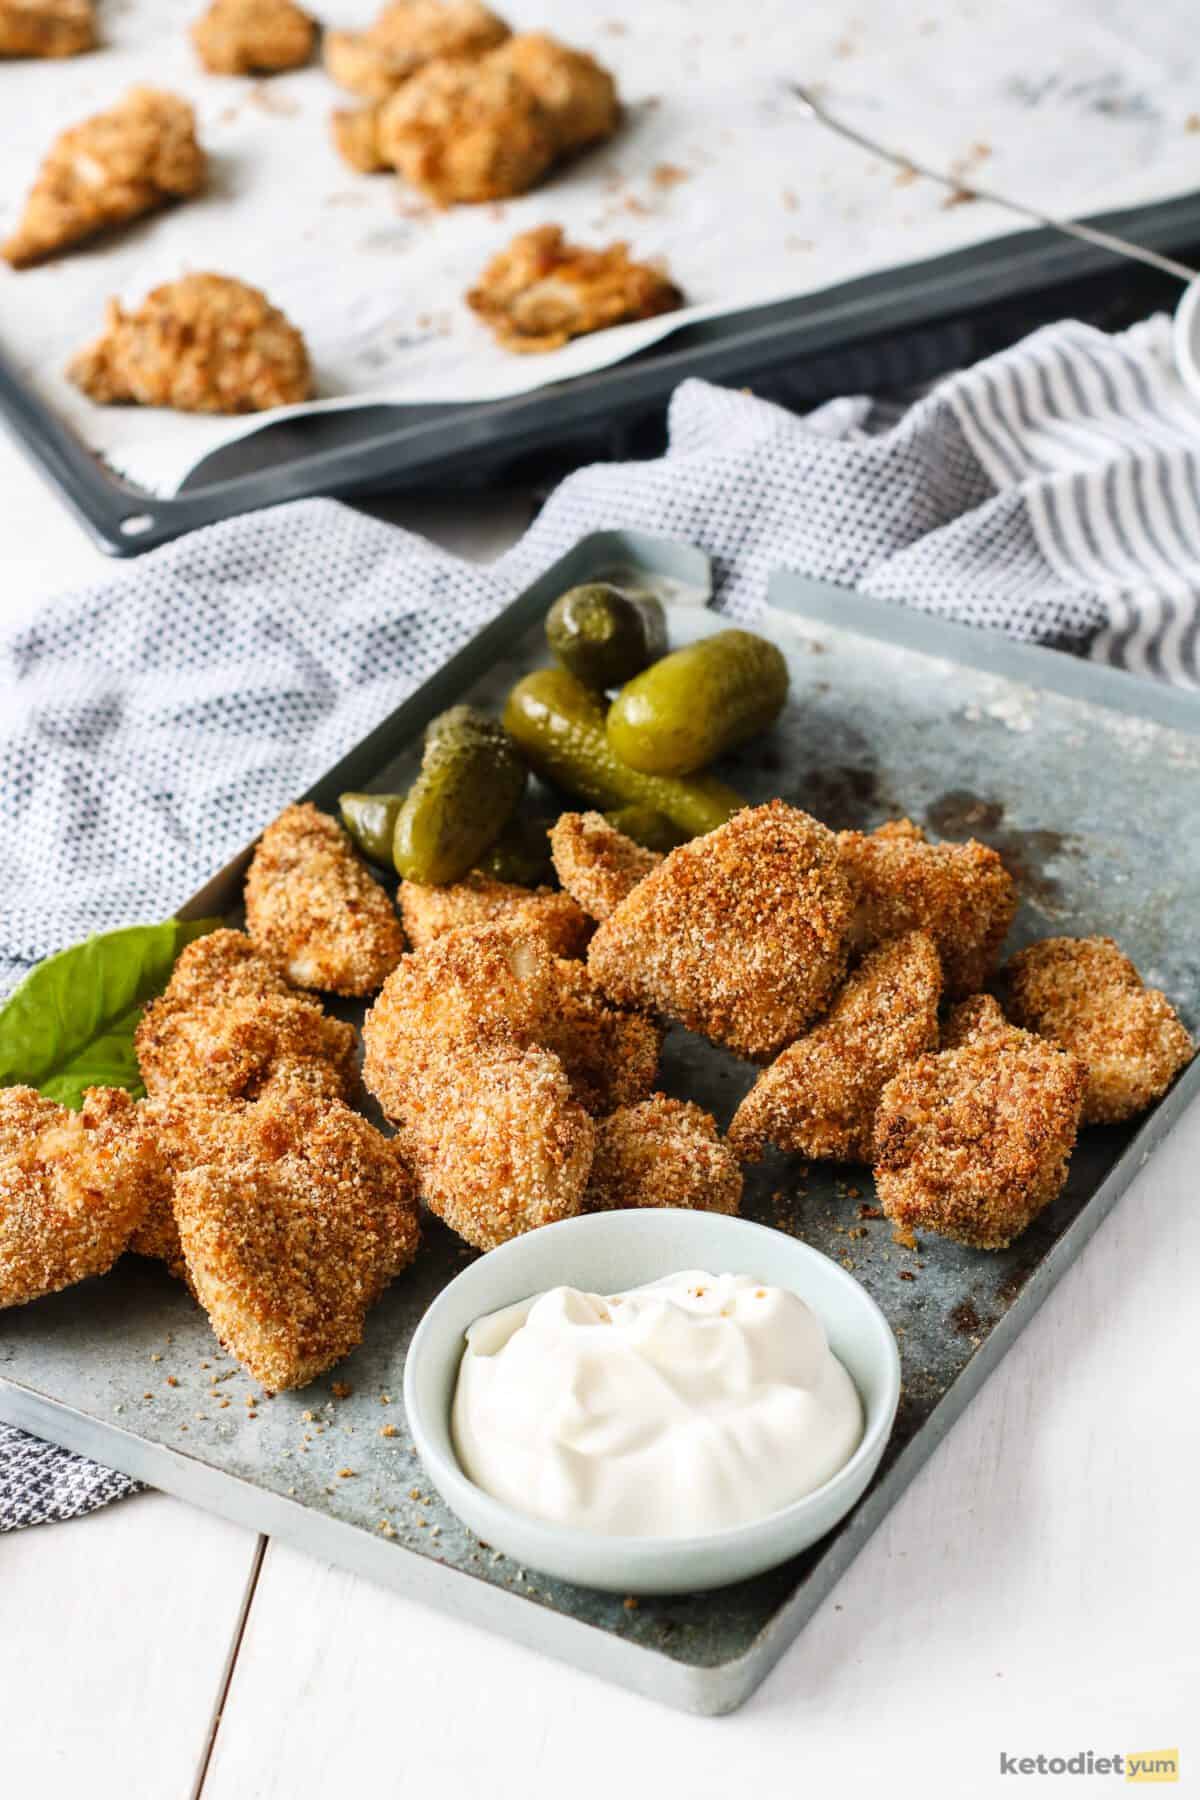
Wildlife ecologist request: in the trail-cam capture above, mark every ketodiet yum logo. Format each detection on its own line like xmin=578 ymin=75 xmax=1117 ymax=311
xmin=999 ymin=1749 xmax=1179 ymax=1782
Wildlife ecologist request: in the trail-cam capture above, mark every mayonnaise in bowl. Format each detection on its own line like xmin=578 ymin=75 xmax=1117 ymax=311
xmin=451 ymin=1270 xmax=864 ymax=1539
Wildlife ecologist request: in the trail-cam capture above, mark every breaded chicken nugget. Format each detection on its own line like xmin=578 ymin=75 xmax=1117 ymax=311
xmin=584 ymin=1094 xmax=742 ymax=1216
xmin=837 ymin=819 xmax=1016 ymax=1000
xmin=405 ymin=1041 xmax=593 ymax=1250
xmin=192 ymin=0 xmax=314 ymax=73
xmin=468 ymin=225 xmax=681 ymax=354
xmin=873 ymin=1025 xmax=1085 ymax=1249
xmin=0 ymin=0 xmax=94 ymax=57
xmin=0 ymin=1086 xmax=155 ymax=1307
xmin=173 ymin=1088 xmax=420 ymax=1389
xmin=998 ymin=935 xmax=1194 ymax=1124
xmin=489 ymin=33 xmax=618 ymax=155
xmin=550 ymin=812 xmax=661 ymax=921
xmin=324 ymin=0 xmax=509 ymax=101
xmin=544 ymin=958 xmax=661 ymax=1116
xmin=729 ymin=930 xmax=942 ymax=1164
xmin=245 ymin=802 xmax=405 ymax=996
xmin=940 ymin=992 xmax=1011 ymax=1049
xmin=363 ymin=922 xmax=555 ymax=1126
xmin=588 ymin=801 xmax=854 ymax=1062
xmin=137 ymin=989 xmax=358 ymax=1106
xmin=331 ymin=101 xmax=389 ymax=171
xmin=130 ymin=1093 xmax=249 ymax=1280
xmin=69 ymin=274 xmax=312 ymax=415
xmin=3 ymin=87 xmax=206 ymax=268
xmin=154 ymin=928 xmax=292 ymax=1007
xmin=398 ymin=872 xmax=589 ymax=957
xmin=377 ymin=56 xmax=557 ymax=205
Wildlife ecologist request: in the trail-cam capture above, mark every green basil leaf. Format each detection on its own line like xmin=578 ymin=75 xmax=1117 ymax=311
xmin=0 ymin=917 xmax=220 ymax=1110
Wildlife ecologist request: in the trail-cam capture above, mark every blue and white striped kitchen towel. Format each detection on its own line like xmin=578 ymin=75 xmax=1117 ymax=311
xmin=3 ymin=309 xmax=1199 ymax=1527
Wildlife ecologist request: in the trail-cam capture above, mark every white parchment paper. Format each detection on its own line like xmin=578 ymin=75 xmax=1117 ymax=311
xmin=1 ymin=0 xmax=1198 ymax=494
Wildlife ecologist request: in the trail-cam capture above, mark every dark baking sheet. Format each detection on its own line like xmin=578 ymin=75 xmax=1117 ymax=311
xmin=2 ymin=195 xmax=1200 ymax=557
xmin=1 ymin=530 xmax=1197 ymax=1716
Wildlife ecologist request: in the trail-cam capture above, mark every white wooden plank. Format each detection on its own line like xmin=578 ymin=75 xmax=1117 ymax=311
xmin=201 ymin=1108 xmax=1200 ymax=1800
xmin=1 ymin=1492 xmax=261 ymax=1800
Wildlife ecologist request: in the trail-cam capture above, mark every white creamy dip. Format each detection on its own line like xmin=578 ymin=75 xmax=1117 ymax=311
xmin=451 ymin=1270 xmax=864 ymax=1538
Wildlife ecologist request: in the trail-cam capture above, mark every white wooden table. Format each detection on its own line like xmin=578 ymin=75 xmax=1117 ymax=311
xmin=2 ymin=437 xmax=1197 ymax=1800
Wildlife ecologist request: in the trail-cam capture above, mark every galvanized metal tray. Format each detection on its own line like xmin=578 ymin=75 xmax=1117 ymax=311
xmin=4 ymin=192 xmax=1200 ymax=558
xmin=2 ymin=530 xmax=1198 ymax=1716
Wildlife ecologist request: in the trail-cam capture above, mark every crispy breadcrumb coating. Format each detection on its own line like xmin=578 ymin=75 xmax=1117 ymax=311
xmin=331 ymin=101 xmax=389 ymax=172
xmin=136 ymin=930 xmax=357 ymax=1106
xmin=588 ymin=801 xmax=854 ymax=1062
xmin=68 ymin=274 xmax=312 ymax=415
xmin=3 ymin=87 xmax=205 ymax=268
xmin=362 ymin=923 xmax=555 ymax=1126
xmin=192 ymin=0 xmax=314 ymax=73
xmin=173 ymin=1088 xmax=420 ymax=1390
xmin=489 ymin=33 xmax=618 ymax=155
xmin=398 ymin=872 xmax=590 ymax=957
xmin=0 ymin=1086 xmax=155 ymax=1307
xmin=837 ymin=819 xmax=1016 ymax=1000
xmin=468 ymin=225 xmax=680 ymax=354
xmin=873 ymin=1024 xmax=1085 ymax=1250
xmin=549 ymin=812 xmax=661 ymax=921
xmin=245 ymin=803 xmax=405 ymax=995
xmin=129 ymin=1094 xmax=236 ymax=1280
xmin=729 ymin=930 xmax=942 ymax=1164
xmin=543 ymin=957 xmax=661 ymax=1116
xmin=585 ymin=1094 xmax=742 ymax=1216
xmin=324 ymin=0 xmax=509 ymax=101
xmin=377 ymin=55 xmax=557 ymax=205
xmin=940 ymin=992 xmax=1011 ymax=1049
xmin=0 ymin=0 xmax=94 ymax=57
xmin=404 ymin=1041 xmax=592 ymax=1250
xmin=998 ymin=935 xmax=1194 ymax=1124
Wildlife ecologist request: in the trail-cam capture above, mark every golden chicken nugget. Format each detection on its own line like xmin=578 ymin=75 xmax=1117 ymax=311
xmin=405 ymin=1041 xmax=593 ymax=1250
xmin=588 ymin=801 xmax=854 ymax=1062
xmin=468 ymin=225 xmax=680 ymax=354
xmin=331 ymin=102 xmax=389 ymax=171
xmin=584 ymin=1093 xmax=741 ymax=1216
xmin=543 ymin=957 xmax=661 ymax=1116
xmin=837 ymin=818 xmax=1016 ymax=1000
xmin=3 ymin=87 xmax=205 ymax=268
xmin=69 ymin=274 xmax=312 ymax=415
xmin=362 ymin=922 xmax=555 ymax=1127
xmin=549 ymin=812 xmax=661 ymax=922
xmin=0 ymin=0 xmax=94 ymax=57
xmin=998 ymin=935 xmax=1193 ymax=1124
xmin=0 ymin=1086 xmax=155 ymax=1307
xmin=940 ymin=992 xmax=1011 ymax=1050
xmin=192 ymin=0 xmax=314 ymax=73
xmin=324 ymin=0 xmax=509 ymax=100
xmin=873 ymin=1026 xmax=1085 ymax=1249
xmin=377 ymin=55 xmax=557 ymax=205
xmin=489 ymin=32 xmax=618 ymax=155
xmin=729 ymin=930 xmax=942 ymax=1164
xmin=245 ymin=802 xmax=405 ymax=995
xmin=398 ymin=872 xmax=589 ymax=957
xmin=173 ymin=1088 xmax=420 ymax=1390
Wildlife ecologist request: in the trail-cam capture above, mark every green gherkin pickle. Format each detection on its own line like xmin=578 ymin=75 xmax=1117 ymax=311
xmin=503 ymin=668 xmax=742 ymax=839
xmin=339 ymin=792 xmax=402 ymax=867
xmin=392 ymin=705 xmax=526 ymax=885
xmin=603 ymin=804 xmax=686 ymax=852
xmin=606 ymin=628 xmax=789 ymax=777
xmin=475 ymin=814 xmax=553 ymax=886
xmin=545 ymin=583 xmax=667 ymax=690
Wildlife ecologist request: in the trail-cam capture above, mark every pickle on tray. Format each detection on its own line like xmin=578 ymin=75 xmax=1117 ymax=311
xmin=545 ymin=583 xmax=667 ymax=690
xmin=503 ymin=668 xmax=741 ymax=839
xmin=603 ymin=804 xmax=686 ymax=852
xmin=606 ymin=628 xmax=789 ymax=777
xmin=339 ymin=792 xmax=403 ymax=868
xmin=475 ymin=813 xmax=553 ymax=887
xmin=392 ymin=705 xmax=527 ymax=885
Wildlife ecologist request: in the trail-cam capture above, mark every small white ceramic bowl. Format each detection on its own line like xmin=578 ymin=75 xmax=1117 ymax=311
xmin=403 ymin=1209 xmax=900 ymax=1595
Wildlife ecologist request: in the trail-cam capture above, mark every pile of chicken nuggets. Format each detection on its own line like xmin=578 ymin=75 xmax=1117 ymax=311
xmin=0 ymin=793 xmax=1193 ymax=1393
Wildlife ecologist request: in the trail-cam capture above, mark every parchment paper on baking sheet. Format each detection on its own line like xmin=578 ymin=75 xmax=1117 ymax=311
xmin=2 ymin=0 xmax=1197 ymax=497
